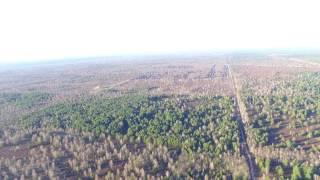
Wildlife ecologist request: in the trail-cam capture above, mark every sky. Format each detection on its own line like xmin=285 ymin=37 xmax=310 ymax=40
xmin=0 ymin=0 xmax=319 ymax=63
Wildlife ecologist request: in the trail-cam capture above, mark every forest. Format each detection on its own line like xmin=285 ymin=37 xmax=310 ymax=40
xmin=0 ymin=54 xmax=320 ymax=179
xmin=20 ymin=95 xmax=240 ymax=155
xmin=0 ymin=94 xmax=248 ymax=179
xmin=239 ymin=68 xmax=320 ymax=178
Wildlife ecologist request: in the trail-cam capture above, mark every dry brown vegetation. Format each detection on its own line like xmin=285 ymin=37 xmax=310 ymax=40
xmin=0 ymin=128 xmax=248 ymax=179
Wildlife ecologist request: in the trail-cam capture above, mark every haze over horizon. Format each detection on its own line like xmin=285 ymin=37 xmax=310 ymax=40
xmin=1 ymin=0 xmax=320 ymax=64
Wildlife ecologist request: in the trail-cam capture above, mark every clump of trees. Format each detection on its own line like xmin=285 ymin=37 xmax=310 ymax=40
xmin=0 ymin=92 xmax=53 ymax=127
xmin=0 ymin=93 xmax=251 ymax=179
xmin=256 ymin=157 xmax=316 ymax=179
xmin=238 ymin=71 xmax=320 ymax=178
xmin=242 ymin=72 xmax=320 ymax=149
xmin=0 ymin=92 xmax=52 ymax=109
xmin=0 ymin=128 xmax=248 ymax=179
xmin=20 ymin=95 xmax=240 ymax=154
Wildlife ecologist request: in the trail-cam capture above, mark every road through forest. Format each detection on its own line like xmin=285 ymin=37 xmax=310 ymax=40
xmin=227 ymin=64 xmax=257 ymax=180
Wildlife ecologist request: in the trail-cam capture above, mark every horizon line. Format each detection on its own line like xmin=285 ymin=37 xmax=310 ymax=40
xmin=1 ymin=47 xmax=320 ymax=66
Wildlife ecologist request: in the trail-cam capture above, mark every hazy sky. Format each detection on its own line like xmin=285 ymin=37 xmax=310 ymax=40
xmin=0 ymin=0 xmax=319 ymax=63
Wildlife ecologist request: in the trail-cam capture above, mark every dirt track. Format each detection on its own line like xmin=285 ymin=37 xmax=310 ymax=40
xmin=227 ymin=64 xmax=257 ymax=180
